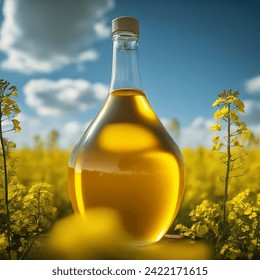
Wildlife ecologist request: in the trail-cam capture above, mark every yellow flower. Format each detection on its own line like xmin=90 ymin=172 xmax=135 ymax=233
xmin=244 ymin=208 xmax=252 ymax=215
xmin=12 ymin=119 xmax=21 ymax=132
xmin=3 ymin=97 xmax=15 ymax=105
xmin=0 ymin=234 xmax=8 ymax=251
xmin=232 ymin=137 xmax=241 ymax=147
xmin=237 ymin=128 xmax=244 ymax=135
xmin=251 ymin=239 xmax=257 ymax=246
xmin=210 ymin=123 xmax=221 ymax=131
xmin=212 ymin=142 xmax=223 ymax=151
xmin=249 ymin=212 xmax=257 ymax=219
xmin=14 ymin=106 xmax=21 ymax=114
xmin=228 ymin=211 xmax=236 ymax=220
xmin=229 ymin=248 xmax=241 ymax=260
xmin=212 ymin=97 xmax=223 ymax=107
xmin=234 ymin=98 xmax=245 ymax=113
xmin=11 ymin=90 xmax=18 ymax=97
xmin=2 ymin=106 xmax=11 ymax=116
xmin=230 ymin=110 xmax=238 ymax=122
xmin=213 ymin=106 xmax=228 ymax=119
xmin=227 ymin=96 xmax=235 ymax=103
xmin=7 ymin=141 xmax=16 ymax=149
xmin=235 ymin=219 xmax=243 ymax=226
xmin=48 ymin=208 xmax=133 ymax=259
xmin=212 ymin=136 xmax=220 ymax=144
xmin=220 ymin=244 xmax=228 ymax=255
xmin=238 ymin=121 xmax=246 ymax=129
xmin=241 ymin=226 xmax=250 ymax=232
xmin=27 ymin=224 xmax=38 ymax=232
xmin=257 ymin=194 xmax=260 ymax=206
xmin=194 ymin=224 xmax=209 ymax=238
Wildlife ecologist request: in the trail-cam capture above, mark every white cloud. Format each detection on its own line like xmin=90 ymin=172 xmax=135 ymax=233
xmin=244 ymin=75 xmax=260 ymax=94
xmin=12 ymin=113 xmax=50 ymax=147
xmin=248 ymin=124 xmax=260 ymax=135
xmin=23 ymin=78 xmax=108 ymax=116
xmin=61 ymin=120 xmax=91 ymax=148
xmin=63 ymin=121 xmax=83 ymax=135
xmin=161 ymin=116 xmax=214 ymax=148
xmin=0 ymin=0 xmax=114 ymax=73
xmin=11 ymin=113 xmax=91 ymax=149
xmin=243 ymin=100 xmax=260 ymax=125
xmin=179 ymin=117 xmax=214 ymax=148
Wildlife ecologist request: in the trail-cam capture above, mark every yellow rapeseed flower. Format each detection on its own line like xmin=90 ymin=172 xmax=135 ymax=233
xmin=14 ymin=106 xmax=21 ymax=114
xmin=212 ymin=142 xmax=223 ymax=151
xmin=232 ymin=137 xmax=241 ymax=147
xmin=3 ymin=97 xmax=15 ymax=105
xmin=228 ymin=211 xmax=236 ymax=220
xmin=210 ymin=123 xmax=221 ymax=131
xmin=230 ymin=110 xmax=238 ymax=122
xmin=0 ymin=234 xmax=8 ymax=251
xmin=194 ymin=224 xmax=209 ymax=238
xmin=12 ymin=119 xmax=21 ymax=132
xmin=49 ymin=208 xmax=132 ymax=259
xmin=249 ymin=212 xmax=257 ymax=219
xmin=234 ymin=98 xmax=245 ymax=113
xmin=243 ymin=208 xmax=252 ymax=215
xmin=212 ymin=136 xmax=220 ymax=144
xmin=212 ymin=97 xmax=223 ymax=107
xmin=220 ymin=244 xmax=229 ymax=255
xmin=227 ymin=96 xmax=235 ymax=103
xmin=11 ymin=90 xmax=18 ymax=97
xmin=213 ymin=106 xmax=228 ymax=119
xmin=241 ymin=226 xmax=250 ymax=232
xmin=2 ymin=106 xmax=11 ymax=117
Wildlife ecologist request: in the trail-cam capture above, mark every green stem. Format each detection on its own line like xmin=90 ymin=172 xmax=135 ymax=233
xmin=223 ymin=102 xmax=231 ymax=237
xmin=0 ymin=109 xmax=11 ymax=259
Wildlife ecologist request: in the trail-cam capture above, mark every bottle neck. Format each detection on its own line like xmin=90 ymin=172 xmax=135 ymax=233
xmin=109 ymin=32 xmax=143 ymax=92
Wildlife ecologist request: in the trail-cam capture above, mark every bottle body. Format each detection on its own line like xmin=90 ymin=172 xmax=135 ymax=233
xmin=68 ymin=88 xmax=184 ymax=243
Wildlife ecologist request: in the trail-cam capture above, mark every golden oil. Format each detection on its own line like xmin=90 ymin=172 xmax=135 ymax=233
xmin=68 ymin=89 xmax=184 ymax=243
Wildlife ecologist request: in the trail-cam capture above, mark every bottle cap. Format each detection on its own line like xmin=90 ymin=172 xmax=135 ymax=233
xmin=112 ymin=16 xmax=139 ymax=37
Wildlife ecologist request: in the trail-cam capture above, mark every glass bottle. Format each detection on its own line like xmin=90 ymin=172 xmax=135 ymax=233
xmin=68 ymin=17 xmax=185 ymax=243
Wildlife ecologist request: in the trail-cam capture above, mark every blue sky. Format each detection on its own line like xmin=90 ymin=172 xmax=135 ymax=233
xmin=0 ymin=0 xmax=260 ymax=148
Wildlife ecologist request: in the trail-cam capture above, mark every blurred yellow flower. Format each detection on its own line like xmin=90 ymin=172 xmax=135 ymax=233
xmin=234 ymin=98 xmax=245 ymax=113
xmin=210 ymin=123 xmax=221 ymax=131
xmin=212 ymin=142 xmax=223 ymax=151
xmin=48 ymin=208 xmax=133 ymax=259
xmin=228 ymin=211 xmax=236 ymax=220
xmin=230 ymin=110 xmax=238 ymax=122
xmin=192 ymin=224 xmax=209 ymax=238
xmin=47 ymin=207 xmax=213 ymax=260
xmin=232 ymin=137 xmax=241 ymax=147
xmin=12 ymin=119 xmax=21 ymax=132
xmin=0 ymin=234 xmax=8 ymax=251
xmin=212 ymin=136 xmax=220 ymax=144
